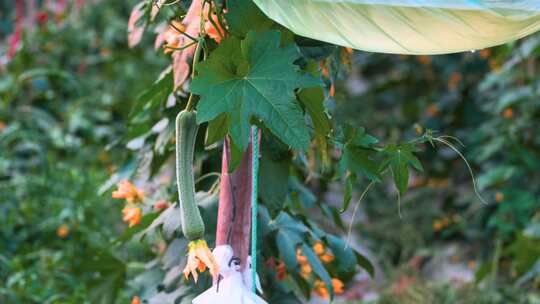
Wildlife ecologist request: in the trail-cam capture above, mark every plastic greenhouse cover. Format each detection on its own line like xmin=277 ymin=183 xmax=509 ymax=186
xmin=252 ymin=0 xmax=540 ymax=54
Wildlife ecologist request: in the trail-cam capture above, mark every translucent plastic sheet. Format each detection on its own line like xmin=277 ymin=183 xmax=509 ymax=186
xmin=252 ymin=0 xmax=540 ymax=54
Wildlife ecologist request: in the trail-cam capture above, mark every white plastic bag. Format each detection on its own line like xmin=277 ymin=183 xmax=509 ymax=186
xmin=253 ymin=0 xmax=540 ymax=54
xmin=192 ymin=246 xmax=267 ymax=304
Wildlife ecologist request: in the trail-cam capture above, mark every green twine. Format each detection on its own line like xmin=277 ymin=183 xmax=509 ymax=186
xmin=250 ymin=125 xmax=259 ymax=294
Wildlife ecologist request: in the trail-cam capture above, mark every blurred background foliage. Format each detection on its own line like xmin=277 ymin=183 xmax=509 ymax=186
xmin=1 ymin=0 xmax=539 ymax=303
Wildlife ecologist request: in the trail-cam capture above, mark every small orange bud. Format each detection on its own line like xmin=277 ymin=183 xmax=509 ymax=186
xmin=467 ymin=260 xmax=477 ymax=270
xmin=131 ymin=296 xmax=141 ymax=304
xmin=426 ymin=104 xmax=439 ymax=117
xmin=300 ymin=264 xmax=312 ymax=278
xmin=495 ymin=192 xmax=504 ymax=203
xmin=314 ymin=279 xmax=330 ymax=299
xmin=479 ymin=49 xmax=491 ymax=59
xmin=332 ymin=278 xmax=345 ymax=294
xmin=320 ymin=253 xmax=335 ymax=264
xmin=416 ymin=55 xmax=431 ymax=65
xmin=313 ymin=241 xmax=325 ymax=256
xmin=448 ymin=72 xmax=462 ymax=90
xmin=56 ymin=224 xmax=69 ymax=238
xmin=433 ymin=220 xmax=443 ymax=232
xmin=296 ymin=248 xmax=309 ymax=265
xmin=0 ymin=121 xmax=5 ymax=131
xmin=502 ymin=108 xmax=513 ymax=119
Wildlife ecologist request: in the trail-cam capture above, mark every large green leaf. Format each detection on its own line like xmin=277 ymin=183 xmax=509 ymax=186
xmin=341 ymin=147 xmax=380 ymax=181
xmin=382 ymin=143 xmax=423 ymax=195
xmin=226 ymin=0 xmax=273 ymax=37
xmin=192 ymin=30 xmax=320 ymax=150
xmin=298 ymin=87 xmax=330 ymax=136
xmin=276 ymin=230 xmax=302 ymax=270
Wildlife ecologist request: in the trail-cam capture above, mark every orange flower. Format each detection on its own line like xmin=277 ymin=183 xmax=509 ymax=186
xmin=329 ymin=83 xmax=335 ymax=97
xmin=0 ymin=121 xmax=5 ymax=131
xmin=479 ymin=49 xmax=491 ymax=59
xmin=320 ymin=253 xmax=335 ymax=264
xmin=319 ymin=61 xmax=329 ymax=78
xmin=502 ymin=108 xmax=513 ymax=119
xmin=495 ymin=192 xmax=504 ymax=203
xmin=432 ymin=219 xmax=443 ymax=232
xmin=56 ymin=224 xmax=69 ymax=238
xmin=426 ymin=104 xmax=439 ymax=117
xmin=205 ymin=13 xmax=225 ymax=44
xmin=131 ymin=296 xmax=141 ymax=304
xmin=276 ymin=261 xmax=287 ymax=280
xmin=122 ymin=207 xmax=142 ymax=227
xmin=300 ymin=264 xmax=312 ymax=279
xmin=448 ymin=72 xmax=462 ymax=90
xmin=314 ymin=279 xmax=330 ymax=299
xmin=416 ymin=55 xmax=431 ymax=66
xmin=341 ymin=47 xmax=352 ymax=66
xmin=159 ymin=20 xmax=186 ymax=54
xmin=296 ymin=248 xmax=308 ymax=264
xmin=332 ymin=278 xmax=345 ymax=294
xmin=183 ymin=239 xmax=219 ymax=282
xmin=313 ymin=241 xmax=325 ymax=256
xmin=112 ymin=180 xmax=144 ymax=203
xmin=489 ymin=59 xmax=500 ymax=72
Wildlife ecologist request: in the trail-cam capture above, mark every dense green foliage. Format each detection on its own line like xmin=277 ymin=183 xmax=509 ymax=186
xmin=1 ymin=0 xmax=539 ymax=303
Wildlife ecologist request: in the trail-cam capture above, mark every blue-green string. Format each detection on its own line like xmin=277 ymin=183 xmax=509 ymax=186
xmin=250 ymin=125 xmax=259 ymax=293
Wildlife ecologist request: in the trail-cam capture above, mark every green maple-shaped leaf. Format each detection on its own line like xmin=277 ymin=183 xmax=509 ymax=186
xmin=191 ymin=30 xmax=320 ymax=150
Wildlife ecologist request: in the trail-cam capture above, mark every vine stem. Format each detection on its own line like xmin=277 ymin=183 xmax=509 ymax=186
xmin=185 ymin=39 xmax=203 ymax=112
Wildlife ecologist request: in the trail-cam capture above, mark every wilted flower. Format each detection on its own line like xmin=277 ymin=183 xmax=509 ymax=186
xmin=122 ymin=207 xmax=142 ymax=227
xmin=158 ymin=21 xmax=186 ymax=54
xmin=205 ymin=13 xmax=225 ymax=44
xmin=183 ymin=239 xmax=219 ymax=282
xmin=112 ymin=180 xmax=144 ymax=203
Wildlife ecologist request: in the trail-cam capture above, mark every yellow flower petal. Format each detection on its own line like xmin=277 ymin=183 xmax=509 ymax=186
xmin=183 ymin=239 xmax=219 ymax=282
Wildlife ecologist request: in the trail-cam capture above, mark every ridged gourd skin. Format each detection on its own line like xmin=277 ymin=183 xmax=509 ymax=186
xmin=176 ymin=110 xmax=205 ymax=240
